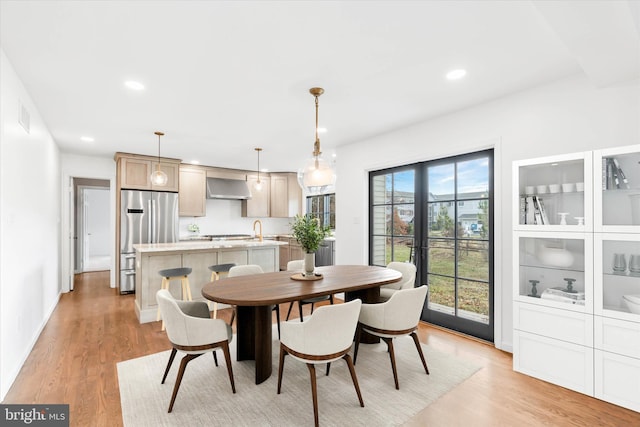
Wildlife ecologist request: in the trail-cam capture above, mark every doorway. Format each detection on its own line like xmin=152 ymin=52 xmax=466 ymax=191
xmin=74 ymin=178 xmax=111 ymax=274
xmin=369 ymin=149 xmax=494 ymax=342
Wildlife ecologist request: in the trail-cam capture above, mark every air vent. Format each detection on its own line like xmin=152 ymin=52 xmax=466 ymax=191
xmin=18 ymin=102 xmax=30 ymax=134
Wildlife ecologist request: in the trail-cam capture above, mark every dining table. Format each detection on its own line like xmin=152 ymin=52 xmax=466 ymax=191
xmin=201 ymin=264 xmax=402 ymax=384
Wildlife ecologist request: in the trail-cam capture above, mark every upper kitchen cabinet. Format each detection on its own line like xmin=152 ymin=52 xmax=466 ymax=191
xmin=179 ymin=166 xmax=206 ymax=217
xmin=242 ymin=174 xmax=270 ymax=217
xmin=270 ymin=172 xmax=302 ymax=218
xmin=115 ymin=153 xmax=180 ymax=192
xmin=594 ymin=145 xmax=640 ymax=233
xmin=513 ymin=151 xmax=592 ymax=232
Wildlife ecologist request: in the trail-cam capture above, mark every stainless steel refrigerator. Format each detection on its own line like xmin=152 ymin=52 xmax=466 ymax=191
xmin=120 ymin=190 xmax=179 ymax=294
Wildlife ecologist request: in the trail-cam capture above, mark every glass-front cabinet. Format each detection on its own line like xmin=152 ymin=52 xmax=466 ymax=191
xmin=513 ymin=151 xmax=592 ymax=231
xmin=515 ymin=232 xmax=592 ymax=313
xmin=594 ymin=145 xmax=640 ymax=232
xmin=513 ymin=146 xmax=640 ymax=412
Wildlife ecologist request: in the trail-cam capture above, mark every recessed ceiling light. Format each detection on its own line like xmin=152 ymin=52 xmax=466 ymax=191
xmin=261 ymin=168 xmax=269 ymax=173
xmin=80 ymin=136 xmax=94 ymax=142
xmin=124 ymin=80 xmax=145 ymax=90
xmin=446 ymin=69 xmax=467 ymax=80
xmin=317 ymin=127 xmax=327 ymax=133
xmin=190 ymin=160 xmax=200 ymax=165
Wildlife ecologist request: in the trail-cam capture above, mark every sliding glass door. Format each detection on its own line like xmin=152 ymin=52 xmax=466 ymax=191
xmin=369 ymin=149 xmax=494 ymax=341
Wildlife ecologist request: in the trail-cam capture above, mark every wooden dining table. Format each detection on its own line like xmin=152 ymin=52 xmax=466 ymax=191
xmin=201 ymin=264 xmax=402 ymax=384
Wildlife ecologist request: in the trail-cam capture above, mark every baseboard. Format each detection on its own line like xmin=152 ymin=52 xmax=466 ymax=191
xmin=0 ymin=291 xmax=61 ymax=401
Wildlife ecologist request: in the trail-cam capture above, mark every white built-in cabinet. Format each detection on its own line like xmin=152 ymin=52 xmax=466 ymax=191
xmin=513 ymin=145 xmax=640 ymax=412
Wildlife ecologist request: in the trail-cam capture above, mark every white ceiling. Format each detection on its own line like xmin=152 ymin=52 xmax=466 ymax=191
xmin=1 ymin=1 xmax=638 ymax=172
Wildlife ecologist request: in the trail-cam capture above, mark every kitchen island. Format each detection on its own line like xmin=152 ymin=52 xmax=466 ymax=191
xmin=133 ymin=240 xmax=287 ymax=323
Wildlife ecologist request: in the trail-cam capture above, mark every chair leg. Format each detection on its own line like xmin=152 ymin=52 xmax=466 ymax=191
xmin=353 ymin=323 xmax=362 ymax=364
xmin=326 ymin=363 xmax=331 ymax=376
xmin=411 ymin=331 xmax=430 ymax=375
xmin=306 ymin=363 xmax=319 ymax=427
xmin=310 ymin=302 xmax=315 ymax=314
xmin=343 ymin=354 xmax=365 ymax=407
xmin=329 ymin=294 xmax=334 ymax=304
xmin=277 ymin=343 xmax=287 ymax=394
xmin=383 ymin=337 xmax=400 ymax=390
xmin=212 ymin=350 xmax=218 ymax=367
xmin=221 ymin=341 xmax=236 ymax=394
xmin=212 ymin=302 xmax=218 ymax=319
xmin=286 ymin=302 xmax=295 ymax=320
xmin=275 ymin=305 xmax=281 ymax=339
xmin=299 ymin=301 xmax=304 ymax=322
xmin=168 ymin=353 xmax=202 ymax=413
xmin=161 ymin=348 xmax=177 ymax=384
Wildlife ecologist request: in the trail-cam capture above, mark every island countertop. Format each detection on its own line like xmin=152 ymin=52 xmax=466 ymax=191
xmin=133 ymin=239 xmax=287 ymax=253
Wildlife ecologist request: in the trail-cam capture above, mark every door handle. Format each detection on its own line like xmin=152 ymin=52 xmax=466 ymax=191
xmin=123 ymin=271 xmax=136 ymax=276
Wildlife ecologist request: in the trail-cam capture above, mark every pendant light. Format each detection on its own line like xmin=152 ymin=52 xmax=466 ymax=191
xmin=150 ymin=131 xmax=168 ymax=186
xmin=297 ymin=87 xmax=336 ymax=195
xmin=254 ymin=147 xmax=263 ymax=192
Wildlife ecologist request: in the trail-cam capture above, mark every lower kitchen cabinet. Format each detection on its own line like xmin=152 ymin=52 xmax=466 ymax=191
xmin=134 ymin=245 xmax=279 ymax=323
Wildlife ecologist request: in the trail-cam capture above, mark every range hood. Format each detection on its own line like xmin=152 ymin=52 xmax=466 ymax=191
xmin=206 ymin=177 xmax=252 ymax=200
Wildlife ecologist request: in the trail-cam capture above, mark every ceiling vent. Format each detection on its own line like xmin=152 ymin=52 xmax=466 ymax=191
xmin=18 ymin=102 xmax=30 ymax=134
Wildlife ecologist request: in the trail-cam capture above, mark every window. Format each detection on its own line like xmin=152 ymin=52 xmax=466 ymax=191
xmin=370 ymin=169 xmax=415 ymax=265
xmin=306 ymin=193 xmax=335 ymax=229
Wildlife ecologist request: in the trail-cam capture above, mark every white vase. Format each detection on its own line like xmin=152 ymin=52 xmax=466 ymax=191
xmin=304 ymin=252 xmax=315 ymax=277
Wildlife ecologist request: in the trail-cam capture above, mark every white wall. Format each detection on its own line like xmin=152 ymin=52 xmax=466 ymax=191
xmin=336 ymin=74 xmax=640 ymax=352
xmin=0 ymin=49 xmax=61 ymax=400
xmin=60 ymin=154 xmax=117 ymax=290
xmin=178 ymin=198 xmax=293 ymax=238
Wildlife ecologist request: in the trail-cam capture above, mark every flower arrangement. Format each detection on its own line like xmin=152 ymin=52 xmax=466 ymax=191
xmin=187 ymin=223 xmax=200 ymax=233
xmin=291 ymin=214 xmax=331 ymax=253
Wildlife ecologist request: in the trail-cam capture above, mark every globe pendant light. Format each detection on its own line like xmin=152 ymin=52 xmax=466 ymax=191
xmin=254 ymin=147 xmax=263 ymax=192
xmin=150 ymin=131 xmax=168 ymax=186
xmin=297 ymin=87 xmax=336 ymax=195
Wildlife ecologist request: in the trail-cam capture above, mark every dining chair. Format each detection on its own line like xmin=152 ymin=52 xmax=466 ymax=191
xmin=156 ymin=267 xmax=193 ymax=331
xmin=227 ymin=264 xmax=282 ymax=337
xmin=354 ymin=285 xmax=429 ymax=390
xmin=379 ymin=261 xmax=416 ymax=302
xmin=278 ymin=299 xmax=364 ymax=427
xmin=284 ymin=259 xmax=334 ymax=321
xmin=156 ymin=289 xmax=235 ymax=413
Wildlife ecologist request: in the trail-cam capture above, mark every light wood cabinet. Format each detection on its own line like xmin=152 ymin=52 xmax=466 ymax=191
xmin=270 ymin=172 xmax=302 ymax=218
xmin=242 ymin=174 xmax=270 ymax=217
xmin=116 ymin=153 xmax=180 ymax=192
xmin=179 ymin=166 xmax=206 ymax=217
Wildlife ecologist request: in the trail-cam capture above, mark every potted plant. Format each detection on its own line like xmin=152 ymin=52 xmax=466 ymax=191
xmin=291 ymin=214 xmax=331 ymax=276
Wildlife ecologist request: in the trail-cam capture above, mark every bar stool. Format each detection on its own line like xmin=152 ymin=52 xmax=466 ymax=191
xmin=207 ymin=263 xmax=236 ymax=318
xmin=156 ymin=267 xmax=193 ymax=330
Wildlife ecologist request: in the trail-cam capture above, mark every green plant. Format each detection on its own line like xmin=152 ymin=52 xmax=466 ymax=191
xmin=291 ymin=214 xmax=331 ymax=253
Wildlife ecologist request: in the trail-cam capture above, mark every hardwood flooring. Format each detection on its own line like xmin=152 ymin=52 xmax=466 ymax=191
xmin=3 ymin=271 xmax=639 ymax=426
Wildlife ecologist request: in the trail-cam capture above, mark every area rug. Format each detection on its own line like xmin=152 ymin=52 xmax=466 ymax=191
xmin=117 ymin=331 xmax=480 ymax=426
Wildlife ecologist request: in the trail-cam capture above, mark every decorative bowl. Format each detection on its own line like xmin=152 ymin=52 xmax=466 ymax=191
xmin=622 ymin=295 xmax=640 ymax=314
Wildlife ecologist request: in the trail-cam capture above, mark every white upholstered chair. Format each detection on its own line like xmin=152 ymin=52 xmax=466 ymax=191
xmin=354 ymin=285 xmax=429 ymax=389
xmin=278 ymin=299 xmax=364 ymax=427
xmin=156 ymin=289 xmax=235 ymax=413
xmin=284 ymin=259 xmax=334 ymax=321
xmin=227 ymin=264 xmax=282 ymax=337
xmin=379 ymin=261 xmax=417 ymax=301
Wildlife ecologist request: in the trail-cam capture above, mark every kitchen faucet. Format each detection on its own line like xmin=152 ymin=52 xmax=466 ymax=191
xmin=253 ymin=219 xmax=263 ymax=242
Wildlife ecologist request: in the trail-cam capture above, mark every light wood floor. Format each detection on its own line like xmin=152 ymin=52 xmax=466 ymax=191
xmin=3 ymin=271 xmax=639 ymax=426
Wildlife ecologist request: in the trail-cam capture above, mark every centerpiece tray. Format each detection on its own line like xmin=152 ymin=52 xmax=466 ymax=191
xmin=290 ymin=273 xmax=323 ymax=281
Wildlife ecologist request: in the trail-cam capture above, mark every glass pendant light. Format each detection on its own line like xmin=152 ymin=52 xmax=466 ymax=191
xmin=254 ymin=147 xmax=263 ymax=192
xmin=297 ymin=87 xmax=336 ymax=195
xmin=150 ymin=131 xmax=168 ymax=186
